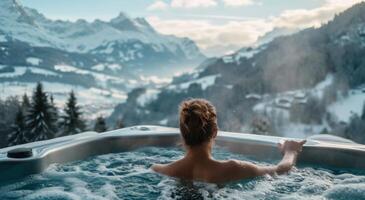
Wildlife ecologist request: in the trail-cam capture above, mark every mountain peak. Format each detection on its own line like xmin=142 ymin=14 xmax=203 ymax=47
xmin=134 ymin=17 xmax=156 ymax=33
xmin=110 ymin=12 xmax=129 ymax=23
xmin=0 ymin=0 xmax=37 ymax=26
xmin=0 ymin=0 xmax=21 ymax=15
xmin=0 ymin=0 xmax=18 ymax=7
xmin=109 ymin=12 xmax=140 ymax=32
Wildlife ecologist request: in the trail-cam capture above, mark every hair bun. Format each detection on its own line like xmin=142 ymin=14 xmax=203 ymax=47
xmin=179 ymin=99 xmax=218 ymax=146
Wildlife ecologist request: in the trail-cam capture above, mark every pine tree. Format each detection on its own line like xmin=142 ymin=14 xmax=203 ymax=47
xmin=49 ymin=94 xmax=59 ymax=122
xmin=361 ymin=101 xmax=365 ymax=120
xmin=60 ymin=91 xmax=85 ymax=135
xmin=26 ymin=82 xmax=57 ymax=142
xmin=21 ymin=93 xmax=30 ymax=112
xmin=94 ymin=116 xmax=107 ymax=133
xmin=8 ymin=108 xmax=27 ymax=146
xmin=50 ymin=94 xmax=54 ymax=105
xmin=115 ymin=118 xmax=125 ymax=129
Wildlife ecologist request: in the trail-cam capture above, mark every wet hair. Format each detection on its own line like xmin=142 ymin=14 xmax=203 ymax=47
xmin=179 ymin=99 xmax=218 ymax=146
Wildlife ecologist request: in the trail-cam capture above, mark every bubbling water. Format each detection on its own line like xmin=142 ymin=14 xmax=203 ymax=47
xmin=0 ymin=147 xmax=364 ymax=200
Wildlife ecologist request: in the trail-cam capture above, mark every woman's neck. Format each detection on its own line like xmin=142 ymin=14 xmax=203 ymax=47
xmin=185 ymin=142 xmax=213 ymax=161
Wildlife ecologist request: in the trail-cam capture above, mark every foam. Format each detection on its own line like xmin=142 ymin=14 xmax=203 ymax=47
xmin=0 ymin=147 xmax=364 ymax=200
xmin=325 ymin=183 xmax=365 ymax=200
xmin=24 ymin=187 xmax=80 ymax=200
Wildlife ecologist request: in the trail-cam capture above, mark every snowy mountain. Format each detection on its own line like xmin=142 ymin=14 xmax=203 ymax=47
xmin=0 ymin=0 xmax=205 ymax=71
xmin=255 ymin=27 xmax=299 ymax=46
xmin=108 ymin=2 xmax=365 ymax=143
xmin=0 ymin=0 xmax=206 ymax=118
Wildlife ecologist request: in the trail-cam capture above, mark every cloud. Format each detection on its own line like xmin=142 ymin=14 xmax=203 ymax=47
xmin=272 ymin=0 xmax=363 ymax=28
xmin=148 ymin=16 xmax=272 ymax=56
xmin=147 ymin=0 xmax=260 ymax=11
xmin=147 ymin=1 xmax=169 ymax=11
xmin=171 ymin=0 xmax=218 ymax=8
xmin=222 ymin=0 xmax=258 ymax=7
xmin=148 ymin=0 xmax=363 ymax=56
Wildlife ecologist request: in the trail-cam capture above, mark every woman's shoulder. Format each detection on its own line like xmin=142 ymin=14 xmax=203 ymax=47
xmin=151 ymin=161 xmax=181 ymax=176
xmin=151 ymin=160 xmax=191 ymax=180
xmin=217 ymin=159 xmax=246 ymax=167
xmin=215 ymin=159 xmax=257 ymax=174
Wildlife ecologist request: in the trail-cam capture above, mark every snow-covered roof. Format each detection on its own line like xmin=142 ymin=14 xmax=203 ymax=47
xmin=294 ymin=91 xmax=306 ymax=99
xmin=167 ymin=74 xmax=221 ymax=91
xmin=245 ymin=93 xmax=262 ymax=100
xmin=222 ymin=56 xmax=234 ymax=64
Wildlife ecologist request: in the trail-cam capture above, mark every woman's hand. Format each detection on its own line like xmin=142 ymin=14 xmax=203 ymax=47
xmin=274 ymin=140 xmax=306 ymax=174
xmin=278 ymin=140 xmax=306 ymax=154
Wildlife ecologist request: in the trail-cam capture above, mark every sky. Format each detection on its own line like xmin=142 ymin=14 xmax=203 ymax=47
xmin=20 ymin=0 xmax=363 ymax=56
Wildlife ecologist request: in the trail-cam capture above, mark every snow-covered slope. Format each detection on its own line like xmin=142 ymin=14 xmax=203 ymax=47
xmin=255 ymin=27 xmax=299 ymax=46
xmin=0 ymin=0 xmax=205 ymax=75
xmin=0 ymin=0 xmax=207 ymax=118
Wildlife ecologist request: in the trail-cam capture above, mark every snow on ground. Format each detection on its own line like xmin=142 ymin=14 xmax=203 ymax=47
xmin=250 ymin=74 xmax=363 ymax=124
xmin=159 ymin=118 xmax=168 ymax=125
xmin=253 ymin=103 xmax=291 ymax=120
xmin=91 ymin=63 xmax=122 ymax=72
xmin=28 ymin=67 xmax=59 ymax=76
xmin=54 ymin=64 xmax=124 ymax=87
xmin=108 ymin=64 xmax=122 ymax=71
xmin=222 ymin=56 xmax=234 ymax=64
xmin=54 ymin=64 xmax=88 ymax=74
xmin=328 ymin=89 xmax=365 ymax=122
xmin=249 ymin=73 xmax=365 ymax=138
xmin=167 ymin=74 xmax=220 ymax=91
xmin=0 ymin=35 xmax=6 ymax=42
xmin=139 ymin=75 xmax=171 ymax=85
xmin=312 ymin=74 xmax=334 ymax=98
xmin=26 ymin=57 xmax=42 ymax=66
xmin=251 ymin=74 xmax=337 ymax=138
xmin=236 ymin=48 xmax=260 ymax=60
xmin=0 ymin=66 xmax=59 ymax=77
xmin=137 ymin=89 xmax=159 ymax=106
xmin=91 ymin=64 xmax=105 ymax=71
xmin=253 ymin=74 xmax=334 ymax=113
xmin=246 ymin=93 xmax=262 ymax=100
xmin=173 ymin=68 xmax=197 ymax=78
xmin=0 ymin=67 xmax=26 ymax=77
xmin=221 ymin=47 xmax=263 ymax=64
xmin=280 ymin=123 xmax=326 ymax=138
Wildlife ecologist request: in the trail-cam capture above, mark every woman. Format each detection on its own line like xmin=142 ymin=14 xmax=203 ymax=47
xmin=152 ymin=99 xmax=306 ymax=183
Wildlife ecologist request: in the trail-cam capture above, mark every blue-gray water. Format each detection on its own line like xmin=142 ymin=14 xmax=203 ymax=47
xmin=0 ymin=147 xmax=365 ymax=200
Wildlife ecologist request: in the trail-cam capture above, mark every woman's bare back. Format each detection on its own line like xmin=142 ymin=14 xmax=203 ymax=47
xmin=152 ymin=157 xmax=261 ymax=183
xmin=152 ymin=140 xmax=305 ymax=183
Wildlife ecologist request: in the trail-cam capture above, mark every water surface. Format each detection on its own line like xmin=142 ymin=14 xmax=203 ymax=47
xmin=0 ymin=147 xmax=364 ymax=200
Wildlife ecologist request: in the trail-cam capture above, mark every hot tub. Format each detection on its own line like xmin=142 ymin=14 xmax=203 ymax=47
xmin=0 ymin=126 xmax=365 ymax=199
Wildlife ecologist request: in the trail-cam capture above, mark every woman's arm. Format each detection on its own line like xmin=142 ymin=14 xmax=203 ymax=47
xmin=274 ymin=140 xmax=306 ymax=174
xmin=231 ymin=140 xmax=306 ymax=179
xmin=274 ymin=149 xmax=299 ymax=174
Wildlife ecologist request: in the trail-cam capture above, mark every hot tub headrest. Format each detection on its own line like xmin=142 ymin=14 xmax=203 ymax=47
xmin=7 ymin=147 xmax=33 ymax=159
